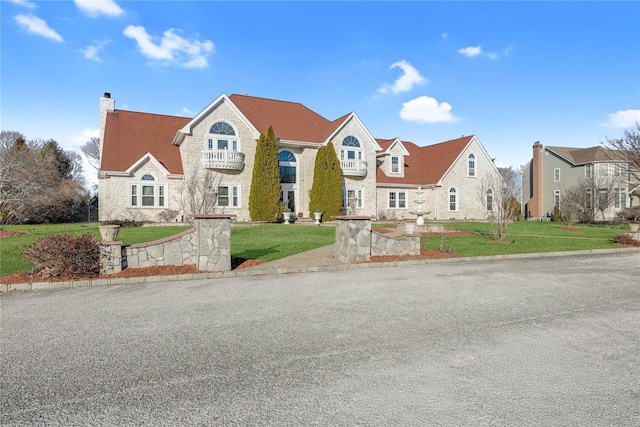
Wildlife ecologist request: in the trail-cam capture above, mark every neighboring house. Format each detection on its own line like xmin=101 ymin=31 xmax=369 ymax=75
xmin=98 ymin=93 xmax=501 ymax=222
xmin=521 ymin=141 xmax=640 ymax=220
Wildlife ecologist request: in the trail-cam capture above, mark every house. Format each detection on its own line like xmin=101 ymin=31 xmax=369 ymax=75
xmin=98 ymin=93 xmax=502 ymax=222
xmin=375 ymin=135 xmax=503 ymax=220
xmin=521 ymin=141 xmax=640 ymax=220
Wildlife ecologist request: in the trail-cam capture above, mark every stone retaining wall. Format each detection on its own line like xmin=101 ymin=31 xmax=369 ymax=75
xmin=100 ymin=215 xmax=234 ymax=274
xmin=336 ymin=216 xmax=420 ymax=263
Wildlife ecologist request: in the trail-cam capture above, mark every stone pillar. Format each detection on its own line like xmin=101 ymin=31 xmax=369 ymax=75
xmin=335 ymin=216 xmax=372 ymax=263
xmin=100 ymin=241 xmax=122 ymax=274
xmin=192 ymin=214 xmax=235 ymax=271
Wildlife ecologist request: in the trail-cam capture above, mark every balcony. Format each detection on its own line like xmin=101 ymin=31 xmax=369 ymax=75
xmin=341 ymin=159 xmax=367 ymax=177
xmin=202 ymin=150 xmax=245 ymax=171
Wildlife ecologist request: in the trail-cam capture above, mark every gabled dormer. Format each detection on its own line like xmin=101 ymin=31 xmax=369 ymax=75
xmin=376 ymin=138 xmax=410 ymax=178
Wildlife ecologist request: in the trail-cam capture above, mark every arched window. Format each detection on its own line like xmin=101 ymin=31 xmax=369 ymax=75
xmin=279 ymin=150 xmax=297 ymax=184
xmin=141 ymin=174 xmax=155 ymax=181
xmin=449 ymin=187 xmax=458 ymax=211
xmin=468 ymin=154 xmax=476 ymax=177
xmin=341 ymin=136 xmax=362 ymax=161
xmin=486 ymin=189 xmax=493 ymax=211
xmin=207 ymin=121 xmax=239 ymax=151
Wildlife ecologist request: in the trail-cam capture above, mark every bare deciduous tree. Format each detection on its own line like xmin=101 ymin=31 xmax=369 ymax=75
xmin=81 ymin=136 xmax=101 ymax=170
xmin=0 ymin=135 xmax=87 ymax=224
xmin=479 ymin=167 xmax=521 ymax=241
xmin=560 ymin=175 xmax=621 ymax=223
xmin=602 ymin=122 xmax=640 ymax=182
xmin=175 ymin=164 xmax=222 ymax=220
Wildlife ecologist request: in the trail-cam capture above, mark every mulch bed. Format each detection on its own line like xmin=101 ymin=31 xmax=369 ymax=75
xmin=0 ymin=230 xmax=26 ymax=239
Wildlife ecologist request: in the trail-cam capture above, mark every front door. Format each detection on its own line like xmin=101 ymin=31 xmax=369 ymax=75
xmin=281 ymin=188 xmax=296 ymax=213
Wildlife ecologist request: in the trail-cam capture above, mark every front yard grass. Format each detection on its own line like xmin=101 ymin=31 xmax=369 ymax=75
xmin=0 ymin=223 xmax=192 ymax=276
xmin=231 ymin=224 xmax=335 ymax=262
xmin=0 ymin=220 xmax=633 ymax=277
xmin=422 ymin=221 xmax=629 ymax=257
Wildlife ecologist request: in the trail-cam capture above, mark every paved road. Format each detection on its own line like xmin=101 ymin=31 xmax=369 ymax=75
xmin=1 ymin=253 xmax=639 ymax=426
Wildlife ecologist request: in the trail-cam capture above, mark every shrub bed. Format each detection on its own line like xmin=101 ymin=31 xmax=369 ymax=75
xmin=23 ymin=234 xmax=100 ymax=279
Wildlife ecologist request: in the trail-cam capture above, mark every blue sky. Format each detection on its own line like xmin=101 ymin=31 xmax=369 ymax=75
xmin=2 ymin=0 xmax=639 ymax=186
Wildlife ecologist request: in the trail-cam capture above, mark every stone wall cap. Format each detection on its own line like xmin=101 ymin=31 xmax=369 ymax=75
xmin=190 ymin=214 xmax=237 ymax=219
xmin=335 ymin=216 xmax=375 ymax=220
xmin=100 ymin=240 xmax=123 ymax=245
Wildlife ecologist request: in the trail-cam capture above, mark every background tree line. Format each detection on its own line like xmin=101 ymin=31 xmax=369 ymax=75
xmin=0 ymin=130 xmax=93 ymax=224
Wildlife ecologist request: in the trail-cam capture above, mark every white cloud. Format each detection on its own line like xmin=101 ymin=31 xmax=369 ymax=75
xmin=74 ymin=0 xmax=124 ymax=17
xmin=441 ymin=32 xmax=448 ymax=41
xmin=458 ymin=45 xmax=482 ymax=58
xmin=123 ymin=25 xmax=214 ymax=69
xmin=80 ymin=40 xmax=110 ymax=62
xmin=14 ymin=14 xmax=63 ymax=42
xmin=7 ymin=0 xmax=37 ymax=9
xmin=69 ymin=127 xmax=100 ymax=145
xmin=601 ymin=109 xmax=640 ymax=128
xmin=181 ymin=107 xmax=195 ymax=116
xmin=378 ymin=60 xmax=426 ymax=95
xmin=400 ymin=96 xmax=459 ymax=124
xmin=459 ymin=44 xmax=514 ymax=60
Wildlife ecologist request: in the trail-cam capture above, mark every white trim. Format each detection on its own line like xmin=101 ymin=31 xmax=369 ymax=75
xmin=124 ymin=152 xmax=173 ymax=177
xmin=324 ymin=113 xmax=382 ymax=151
xmin=172 ymin=93 xmax=259 ymax=146
xmin=387 ymin=189 xmax=408 ymax=209
xmin=448 ymin=186 xmax=458 ymax=212
xmin=277 ymin=139 xmax=320 ymax=148
xmin=216 ymin=183 xmax=241 ymax=209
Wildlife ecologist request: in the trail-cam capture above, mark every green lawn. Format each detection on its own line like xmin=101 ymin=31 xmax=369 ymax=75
xmin=0 ymin=223 xmax=192 ymax=276
xmin=0 ymin=221 xmax=632 ymax=277
xmin=231 ymin=224 xmax=335 ymax=262
xmin=422 ymin=221 xmax=628 ymax=257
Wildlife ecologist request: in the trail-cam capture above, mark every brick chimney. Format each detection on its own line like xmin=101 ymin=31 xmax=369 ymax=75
xmin=529 ymin=141 xmax=544 ymax=218
xmin=99 ymin=93 xmax=115 ymax=167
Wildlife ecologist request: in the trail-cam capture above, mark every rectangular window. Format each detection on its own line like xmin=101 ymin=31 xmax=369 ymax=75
xmin=218 ymin=139 xmax=228 ymax=150
xmin=554 ymin=190 xmax=560 ymax=208
xmin=159 ymin=186 xmax=165 ymax=207
xmin=388 ymin=190 xmax=406 ymax=209
xmin=585 ymin=164 xmax=593 ymax=178
xmin=344 ymin=188 xmax=363 ymax=209
xmin=585 ymin=189 xmax=592 ymax=211
xmin=398 ymin=192 xmax=406 ymax=208
xmin=614 ymin=188 xmax=627 ymax=209
xmin=391 ymin=156 xmax=399 ymax=173
xmin=131 ymin=185 xmax=138 ymax=206
xmin=217 ymin=185 xmax=240 ymax=208
xmin=142 ymin=185 xmax=155 ymax=207
xmin=614 ymin=163 xmax=625 ymax=177
xmin=554 ymin=168 xmax=560 ymax=182
xmin=449 ymin=194 xmax=456 ymax=211
xmin=232 ymin=140 xmax=238 ymax=151
xmin=597 ymin=163 xmax=609 ymax=177
xmin=598 ymin=188 xmax=609 ymax=208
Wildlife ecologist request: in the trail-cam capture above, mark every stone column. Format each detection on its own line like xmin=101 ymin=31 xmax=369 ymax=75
xmin=192 ymin=214 xmax=235 ymax=271
xmin=100 ymin=241 xmax=122 ymax=274
xmin=335 ymin=216 xmax=372 ymax=263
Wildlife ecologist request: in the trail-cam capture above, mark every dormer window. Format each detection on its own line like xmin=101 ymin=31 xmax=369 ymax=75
xmin=390 ymin=156 xmax=400 ymax=173
xmin=207 ymin=121 xmax=239 ymax=151
xmin=340 ymin=136 xmax=362 ymax=161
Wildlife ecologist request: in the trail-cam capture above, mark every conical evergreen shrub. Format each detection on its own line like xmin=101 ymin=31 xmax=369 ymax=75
xmin=249 ymin=126 xmax=283 ymax=222
xmin=309 ymin=141 xmax=343 ymax=220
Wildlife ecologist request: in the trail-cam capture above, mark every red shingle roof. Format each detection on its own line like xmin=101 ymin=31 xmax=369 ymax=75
xmin=101 ymin=110 xmax=189 ymax=174
xmin=377 ymin=136 xmax=474 ymax=185
xmin=229 ymin=94 xmax=347 ymax=143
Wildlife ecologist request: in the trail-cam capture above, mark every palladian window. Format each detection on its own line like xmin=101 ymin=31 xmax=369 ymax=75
xmin=207 ymin=121 xmax=239 ymax=151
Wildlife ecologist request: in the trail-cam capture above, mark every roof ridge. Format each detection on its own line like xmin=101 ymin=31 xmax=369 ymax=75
xmin=113 ymin=109 xmax=191 ymax=120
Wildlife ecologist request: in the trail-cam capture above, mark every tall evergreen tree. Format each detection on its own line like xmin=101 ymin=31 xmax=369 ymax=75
xmin=249 ymin=126 xmax=283 ymax=222
xmin=309 ymin=141 xmax=343 ymax=220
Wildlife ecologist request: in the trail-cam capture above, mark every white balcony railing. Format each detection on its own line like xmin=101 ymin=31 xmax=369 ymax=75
xmin=201 ymin=150 xmax=245 ymax=171
xmin=340 ymin=159 xmax=367 ymax=177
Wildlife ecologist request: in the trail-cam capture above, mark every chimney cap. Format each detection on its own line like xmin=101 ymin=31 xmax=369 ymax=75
xmin=104 ymin=92 xmax=111 ymax=98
